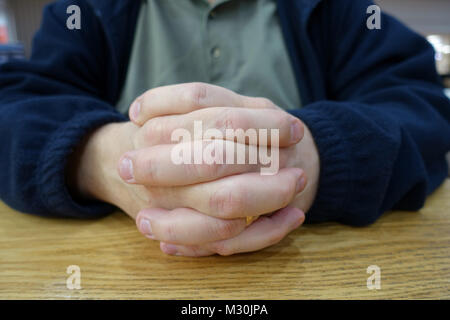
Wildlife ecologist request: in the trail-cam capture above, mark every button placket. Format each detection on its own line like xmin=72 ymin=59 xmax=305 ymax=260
xmin=205 ymin=3 xmax=228 ymax=82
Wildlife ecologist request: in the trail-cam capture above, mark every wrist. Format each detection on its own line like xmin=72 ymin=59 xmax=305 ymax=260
xmin=67 ymin=121 xmax=136 ymax=205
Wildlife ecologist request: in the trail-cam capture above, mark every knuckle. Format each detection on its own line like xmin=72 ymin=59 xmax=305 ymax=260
xmin=184 ymin=82 xmax=208 ymax=108
xmin=212 ymin=241 xmax=233 ymax=256
xmin=144 ymin=119 xmax=167 ymax=144
xmin=143 ymin=120 xmax=157 ymax=141
xmin=183 ymin=163 xmax=201 ymax=179
xmin=188 ymin=245 xmax=203 ymax=257
xmin=258 ymin=97 xmax=277 ymax=109
xmin=214 ymin=220 xmax=240 ymax=239
xmin=210 ymin=187 xmax=246 ymax=218
xmin=161 ymin=221 xmax=177 ymax=242
xmin=216 ymin=108 xmax=244 ymax=131
xmin=137 ymin=153 xmax=156 ymax=184
xmin=184 ymin=161 xmax=223 ymax=180
xmin=202 ymin=161 xmax=224 ymax=178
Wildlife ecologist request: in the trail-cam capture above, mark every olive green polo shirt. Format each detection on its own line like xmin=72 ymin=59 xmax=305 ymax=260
xmin=116 ymin=0 xmax=301 ymax=114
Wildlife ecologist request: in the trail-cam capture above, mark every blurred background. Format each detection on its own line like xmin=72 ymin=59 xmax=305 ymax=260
xmin=0 ymin=0 xmax=449 ymax=167
xmin=1 ymin=0 xmax=449 ymax=84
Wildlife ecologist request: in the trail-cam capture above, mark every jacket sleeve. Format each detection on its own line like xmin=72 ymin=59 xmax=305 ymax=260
xmin=290 ymin=0 xmax=450 ymax=226
xmin=0 ymin=1 xmax=126 ymax=218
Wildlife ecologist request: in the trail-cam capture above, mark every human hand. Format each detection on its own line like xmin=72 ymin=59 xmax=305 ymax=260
xmin=123 ymin=83 xmax=319 ymax=256
xmin=68 ymin=83 xmax=310 ymax=256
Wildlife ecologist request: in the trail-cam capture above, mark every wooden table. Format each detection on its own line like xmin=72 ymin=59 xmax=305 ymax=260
xmin=1 ymin=180 xmax=449 ymax=300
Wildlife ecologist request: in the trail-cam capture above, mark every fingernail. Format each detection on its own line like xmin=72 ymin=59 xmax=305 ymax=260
xmin=296 ymin=176 xmax=306 ymax=194
xmin=119 ymin=156 xmax=135 ymax=183
xmin=139 ymin=219 xmax=154 ymax=239
xmin=161 ymin=243 xmax=178 ymax=255
xmin=130 ymin=100 xmax=141 ymax=122
xmin=290 ymin=120 xmax=302 ymax=143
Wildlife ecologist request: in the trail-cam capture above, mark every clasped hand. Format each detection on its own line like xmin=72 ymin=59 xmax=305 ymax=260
xmin=81 ymin=83 xmax=319 ymax=256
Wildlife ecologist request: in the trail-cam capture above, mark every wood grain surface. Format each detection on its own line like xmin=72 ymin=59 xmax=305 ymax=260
xmin=1 ymin=180 xmax=449 ymax=299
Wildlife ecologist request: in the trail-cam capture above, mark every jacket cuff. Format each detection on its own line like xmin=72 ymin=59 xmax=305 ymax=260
xmin=37 ymin=109 xmax=127 ymax=218
xmin=289 ymin=104 xmax=353 ymax=224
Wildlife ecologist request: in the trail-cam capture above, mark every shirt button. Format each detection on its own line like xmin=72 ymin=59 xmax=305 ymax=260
xmin=211 ymin=47 xmax=221 ymax=59
xmin=209 ymin=10 xmax=217 ymax=18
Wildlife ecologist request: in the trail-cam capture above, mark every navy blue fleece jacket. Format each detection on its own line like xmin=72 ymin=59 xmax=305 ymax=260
xmin=0 ymin=0 xmax=449 ymax=225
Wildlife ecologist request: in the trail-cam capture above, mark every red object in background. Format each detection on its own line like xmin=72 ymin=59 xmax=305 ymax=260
xmin=0 ymin=25 xmax=9 ymax=43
